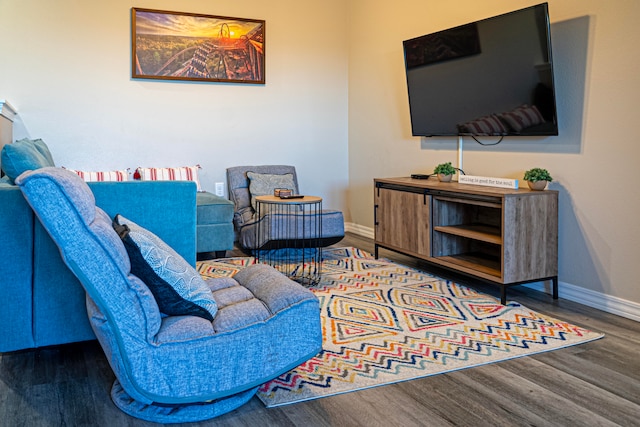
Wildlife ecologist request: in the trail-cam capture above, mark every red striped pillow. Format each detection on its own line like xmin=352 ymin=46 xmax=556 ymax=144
xmin=499 ymin=104 xmax=545 ymax=132
xmin=65 ymin=168 xmax=129 ymax=182
xmin=137 ymin=165 xmax=202 ymax=191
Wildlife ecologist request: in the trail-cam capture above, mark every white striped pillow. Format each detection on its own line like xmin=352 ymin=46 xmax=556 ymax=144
xmin=65 ymin=168 xmax=129 ymax=182
xmin=137 ymin=165 xmax=202 ymax=191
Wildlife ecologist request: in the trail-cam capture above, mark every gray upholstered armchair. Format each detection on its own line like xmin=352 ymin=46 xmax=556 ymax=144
xmin=226 ymin=165 xmax=345 ymax=252
xmin=16 ymin=167 xmax=322 ymax=423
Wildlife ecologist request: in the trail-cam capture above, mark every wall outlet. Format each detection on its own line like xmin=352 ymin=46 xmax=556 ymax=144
xmin=215 ymin=182 xmax=224 ymax=197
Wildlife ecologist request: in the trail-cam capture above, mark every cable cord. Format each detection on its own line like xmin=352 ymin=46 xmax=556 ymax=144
xmin=471 ymin=135 xmax=504 ymax=146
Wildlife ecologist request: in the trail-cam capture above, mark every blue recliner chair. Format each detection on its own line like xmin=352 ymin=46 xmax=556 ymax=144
xmin=16 ymin=167 xmax=322 ymax=423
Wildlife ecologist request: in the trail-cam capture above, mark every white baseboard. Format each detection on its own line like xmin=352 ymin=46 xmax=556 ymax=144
xmin=344 ymin=222 xmax=640 ymax=323
xmin=523 ymin=281 xmax=640 ymax=322
xmin=344 ymin=222 xmax=374 ymax=239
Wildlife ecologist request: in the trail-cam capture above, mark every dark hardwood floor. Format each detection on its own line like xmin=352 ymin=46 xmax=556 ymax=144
xmin=2 ymin=232 xmax=639 ymax=426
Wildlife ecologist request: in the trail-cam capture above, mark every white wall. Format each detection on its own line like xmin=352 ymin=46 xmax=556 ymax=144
xmin=347 ymin=0 xmax=640 ymax=310
xmin=0 ymin=0 xmax=349 ymax=212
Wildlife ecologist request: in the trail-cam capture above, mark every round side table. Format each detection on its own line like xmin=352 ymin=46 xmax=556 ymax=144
xmin=254 ymin=195 xmax=322 ymax=286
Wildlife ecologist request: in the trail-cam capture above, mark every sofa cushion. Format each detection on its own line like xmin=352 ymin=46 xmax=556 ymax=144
xmin=114 ymin=214 xmax=217 ymax=321
xmin=246 ymin=171 xmax=296 ymax=211
xmin=1 ymin=138 xmax=55 ymax=182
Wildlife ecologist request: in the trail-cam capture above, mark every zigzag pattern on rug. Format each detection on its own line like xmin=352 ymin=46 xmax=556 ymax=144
xmin=197 ymin=247 xmax=603 ymax=407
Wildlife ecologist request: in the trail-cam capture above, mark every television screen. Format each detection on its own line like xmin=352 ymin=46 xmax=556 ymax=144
xmin=403 ymin=3 xmax=558 ymax=137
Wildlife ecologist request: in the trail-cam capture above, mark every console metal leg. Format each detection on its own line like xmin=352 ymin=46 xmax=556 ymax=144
xmin=552 ymin=276 xmax=559 ymax=300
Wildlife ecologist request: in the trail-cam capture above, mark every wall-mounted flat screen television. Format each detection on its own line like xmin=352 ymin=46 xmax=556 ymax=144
xmin=403 ymin=3 xmax=558 ymax=137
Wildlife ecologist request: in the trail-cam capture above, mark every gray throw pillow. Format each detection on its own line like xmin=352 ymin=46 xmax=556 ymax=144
xmin=247 ymin=171 xmax=296 ymax=211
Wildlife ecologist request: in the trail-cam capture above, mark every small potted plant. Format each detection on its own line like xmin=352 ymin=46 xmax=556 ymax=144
xmin=433 ymin=162 xmax=456 ymax=182
xmin=523 ymin=167 xmax=553 ymax=190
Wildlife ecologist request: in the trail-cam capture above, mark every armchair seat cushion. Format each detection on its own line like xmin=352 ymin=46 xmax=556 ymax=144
xmin=238 ymin=209 xmax=345 ymax=250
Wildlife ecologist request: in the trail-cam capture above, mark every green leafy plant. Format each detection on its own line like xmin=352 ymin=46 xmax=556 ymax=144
xmin=523 ymin=167 xmax=553 ymax=182
xmin=433 ymin=162 xmax=456 ymax=176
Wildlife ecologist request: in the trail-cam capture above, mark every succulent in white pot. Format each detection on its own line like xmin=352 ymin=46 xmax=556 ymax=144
xmin=523 ymin=167 xmax=553 ymax=190
xmin=433 ymin=162 xmax=456 ymax=182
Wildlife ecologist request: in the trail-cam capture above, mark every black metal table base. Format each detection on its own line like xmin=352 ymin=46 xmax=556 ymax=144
xmin=255 ymin=196 xmax=323 ymax=286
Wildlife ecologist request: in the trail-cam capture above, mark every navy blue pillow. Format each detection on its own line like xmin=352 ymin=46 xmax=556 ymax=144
xmin=113 ymin=214 xmax=217 ymax=321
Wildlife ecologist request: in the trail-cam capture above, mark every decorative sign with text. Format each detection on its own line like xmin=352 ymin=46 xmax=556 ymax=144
xmin=458 ymin=175 xmax=519 ymax=189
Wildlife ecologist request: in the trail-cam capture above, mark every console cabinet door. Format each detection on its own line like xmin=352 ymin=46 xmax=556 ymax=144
xmin=375 ymin=187 xmax=430 ymax=258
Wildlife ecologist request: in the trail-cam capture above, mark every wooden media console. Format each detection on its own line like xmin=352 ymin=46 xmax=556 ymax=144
xmin=374 ymin=177 xmax=558 ymax=304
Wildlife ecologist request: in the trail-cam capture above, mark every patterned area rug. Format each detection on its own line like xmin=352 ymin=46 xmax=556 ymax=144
xmin=197 ymin=247 xmax=603 ymax=407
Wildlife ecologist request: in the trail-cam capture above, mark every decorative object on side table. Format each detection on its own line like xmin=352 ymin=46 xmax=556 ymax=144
xmin=524 ymin=167 xmax=553 ymax=190
xmin=274 ymin=188 xmax=292 ymax=198
xmin=433 ymin=162 xmax=456 ymax=182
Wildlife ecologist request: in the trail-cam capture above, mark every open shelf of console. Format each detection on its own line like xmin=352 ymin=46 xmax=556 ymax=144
xmin=432 ymin=224 xmax=502 ymax=244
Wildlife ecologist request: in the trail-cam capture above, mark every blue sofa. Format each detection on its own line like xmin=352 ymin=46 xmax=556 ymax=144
xmin=0 ymin=139 xmax=198 ymax=352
